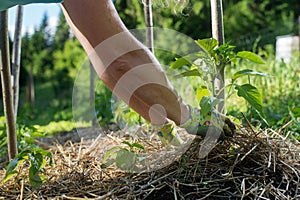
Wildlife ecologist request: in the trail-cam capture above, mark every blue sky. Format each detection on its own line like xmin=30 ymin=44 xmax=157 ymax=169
xmin=8 ymin=3 xmax=61 ymax=36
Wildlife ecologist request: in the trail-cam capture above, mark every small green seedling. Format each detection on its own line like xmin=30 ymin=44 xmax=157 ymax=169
xmin=102 ymin=141 xmax=147 ymax=171
xmin=1 ymin=148 xmax=53 ymax=189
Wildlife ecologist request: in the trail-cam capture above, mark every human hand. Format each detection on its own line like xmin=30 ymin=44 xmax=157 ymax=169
xmin=181 ymin=107 xmax=235 ymax=139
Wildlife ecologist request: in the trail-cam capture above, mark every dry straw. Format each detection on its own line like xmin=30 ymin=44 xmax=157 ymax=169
xmin=0 ymin=126 xmax=299 ymax=199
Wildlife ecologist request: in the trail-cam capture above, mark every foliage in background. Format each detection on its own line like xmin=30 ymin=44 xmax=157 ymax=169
xmin=226 ymin=53 xmax=300 ymax=138
xmin=223 ymin=0 xmax=299 ymax=50
xmin=95 ymin=81 xmax=114 ymax=127
xmin=113 ymin=0 xmax=299 ymax=62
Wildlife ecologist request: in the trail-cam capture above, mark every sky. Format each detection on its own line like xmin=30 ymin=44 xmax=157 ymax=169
xmin=8 ymin=3 xmax=61 ymax=36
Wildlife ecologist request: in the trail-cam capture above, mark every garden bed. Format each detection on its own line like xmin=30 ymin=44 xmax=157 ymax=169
xmin=0 ymin=126 xmax=299 ymax=199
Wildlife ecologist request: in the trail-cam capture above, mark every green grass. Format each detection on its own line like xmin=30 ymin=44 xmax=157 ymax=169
xmin=17 ymin=82 xmax=73 ymax=126
xmin=225 ymin=53 xmax=300 ymax=138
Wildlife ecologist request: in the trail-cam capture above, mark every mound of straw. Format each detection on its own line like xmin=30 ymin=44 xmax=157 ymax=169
xmin=0 ymin=126 xmax=299 ymax=199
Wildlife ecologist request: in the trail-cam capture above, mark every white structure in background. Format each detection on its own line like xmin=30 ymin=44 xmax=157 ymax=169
xmin=276 ymin=35 xmax=299 ymax=63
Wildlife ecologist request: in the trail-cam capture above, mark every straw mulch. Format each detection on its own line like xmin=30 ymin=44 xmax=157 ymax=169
xmin=0 ymin=126 xmax=299 ymax=200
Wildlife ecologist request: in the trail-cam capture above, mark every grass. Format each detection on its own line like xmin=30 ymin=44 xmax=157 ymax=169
xmin=225 ymin=53 xmax=300 ymax=139
xmin=17 ymin=81 xmax=74 ymax=126
xmin=231 ymin=55 xmax=299 ymax=112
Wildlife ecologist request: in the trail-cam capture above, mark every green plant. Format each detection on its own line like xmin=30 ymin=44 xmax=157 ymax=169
xmin=1 ymin=123 xmax=54 ymax=188
xmin=95 ymin=81 xmax=114 ymax=126
xmin=112 ymin=100 xmax=148 ymax=129
xmin=102 ymin=141 xmax=146 ymax=171
xmin=171 ymin=38 xmax=268 ymax=124
xmin=1 ymin=147 xmax=53 ymax=189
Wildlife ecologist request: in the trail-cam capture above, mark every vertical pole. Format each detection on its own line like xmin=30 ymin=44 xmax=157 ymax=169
xmin=210 ymin=0 xmax=225 ymax=113
xmin=211 ymin=0 xmax=224 ymax=45
xmin=90 ymin=62 xmax=97 ymax=127
xmin=0 ymin=11 xmax=18 ymax=160
xmin=12 ymin=5 xmax=24 ymax=121
xmin=144 ymin=0 xmax=154 ymax=53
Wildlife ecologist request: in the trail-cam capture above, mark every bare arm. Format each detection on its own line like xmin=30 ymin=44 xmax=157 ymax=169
xmin=61 ymin=0 xmax=190 ymax=125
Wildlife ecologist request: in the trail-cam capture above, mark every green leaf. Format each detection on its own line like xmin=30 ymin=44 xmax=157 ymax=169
xmin=131 ymin=142 xmax=145 ymax=150
xmin=170 ymin=57 xmax=191 ymax=69
xmin=5 ymin=158 xmax=24 ymax=176
xmin=175 ymin=69 xmax=201 ymax=78
xmin=235 ymin=84 xmax=264 ymax=117
xmin=292 ymin=107 xmax=300 ymax=118
xmin=29 ymin=152 xmax=44 ymax=174
xmin=29 ymin=167 xmax=43 ymax=189
xmin=116 ymin=149 xmax=136 ymax=171
xmin=237 ymin=51 xmax=265 ymax=64
xmin=196 ymin=38 xmax=218 ymax=54
xmin=103 ymin=146 xmax=121 ymax=163
xmin=196 ymin=87 xmax=210 ymax=104
xmin=254 ymin=109 xmax=269 ymax=126
xmin=101 ymin=159 xmax=115 ymax=168
xmin=2 ymin=150 xmax=30 ymax=183
xmin=1 ymin=170 xmax=18 ymax=183
xmin=200 ymin=96 xmax=223 ymax=116
xmin=122 ymin=141 xmax=132 ymax=148
xmin=289 ymin=107 xmax=300 ymax=128
xmin=232 ymin=69 xmax=270 ymax=81
xmin=170 ymin=53 xmax=205 ymax=69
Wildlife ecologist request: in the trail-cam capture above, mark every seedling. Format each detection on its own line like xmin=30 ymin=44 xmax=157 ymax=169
xmin=1 ymin=148 xmax=53 ymax=189
xmin=171 ymin=38 xmax=269 ymax=125
xmin=102 ymin=141 xmax=147 ymax=172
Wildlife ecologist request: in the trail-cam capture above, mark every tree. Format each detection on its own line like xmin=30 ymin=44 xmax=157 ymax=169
xmin=22 ymin=13 xmax=52 ymax=107
xmin=21 ymin=32 xmax=35 ymax=108
xmin=0 ymin=10 xmax=18 ymax=160
xmin=52 ymin=38 xmax=86 ymax=94
xmin=114 ymin=0 xmax=145 ymax=29
xmin=223 ymin=0 xmax=298 ymax=49
xmin=52 ymin=11 xmax=70 ymax=51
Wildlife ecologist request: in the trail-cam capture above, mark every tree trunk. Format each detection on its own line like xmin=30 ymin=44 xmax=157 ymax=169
xmin=27 ymin=65 xmax=35 ymax=108
xmin=298 ymin=15 xmax=300 ymax=54
xmin=0 ymin=10 xmax=18 ymax=160
xmin=90 ymin=62 xmax=97 ymax=127
xmin=210 ymin=0 xmax=225 ymax=113
xmin=12 ymin=5 xmax=24 ymax=122
xmin=143 ymin=0 xmax=154 ymax=53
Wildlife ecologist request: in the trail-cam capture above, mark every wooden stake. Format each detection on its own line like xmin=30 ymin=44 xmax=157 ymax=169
xmin=210 ymin=0 xmax=225 ymax=113
xmin=0 ymin=10 xmax=18 ymax=160
xmin=144 ymin=0 xmax=154 ymax=53
xmin=12 ymin=5 xmax=24 ymax=121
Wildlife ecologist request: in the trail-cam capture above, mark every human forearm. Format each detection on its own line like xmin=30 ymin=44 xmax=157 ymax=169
xmin=61 ymin=0 xmax=190 ymax=125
